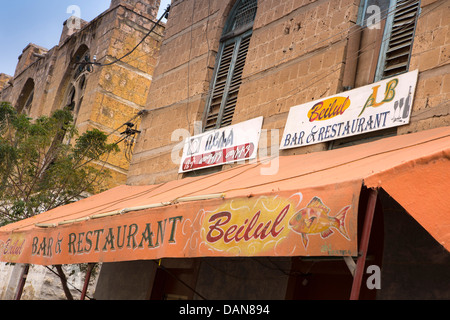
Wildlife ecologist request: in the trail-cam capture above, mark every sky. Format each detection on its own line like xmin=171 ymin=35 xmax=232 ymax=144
xmin=0 ymin=0 xmax=171 ymax=77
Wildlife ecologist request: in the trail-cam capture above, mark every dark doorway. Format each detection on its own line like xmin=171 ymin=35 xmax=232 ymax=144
xmin=150 ymin=259 xmax=201 ymax=300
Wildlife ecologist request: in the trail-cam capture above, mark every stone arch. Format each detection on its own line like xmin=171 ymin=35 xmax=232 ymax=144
xmin=16 ymin=78 xmax=35 ymax=114
xmin=53 ymin=44 xmax=92 ymax=124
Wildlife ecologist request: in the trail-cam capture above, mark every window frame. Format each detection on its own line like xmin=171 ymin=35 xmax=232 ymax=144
xmin=374 ymin=0 xmax=421 ymax=81
xmin=63 ymin=50 xmax=91 ymax=125
xmin=203 ymin=30 xmax=252 ymax=131
xmin=202 ymin=0 xmax=257 ymax=132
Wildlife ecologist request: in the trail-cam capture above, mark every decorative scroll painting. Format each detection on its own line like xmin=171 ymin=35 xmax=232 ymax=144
xmin=0 ymin=184 xmax=360 ymax=266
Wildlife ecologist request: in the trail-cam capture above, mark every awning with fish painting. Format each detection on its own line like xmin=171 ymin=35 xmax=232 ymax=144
xmin=0 ymin=126 xmax=449 ymax=266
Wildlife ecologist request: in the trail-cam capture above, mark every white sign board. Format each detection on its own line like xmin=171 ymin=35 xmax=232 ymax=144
xmin=179 ymin=117 xmax=263 ymax=173
xmin=281 ymin=70 xmax=419 ymax=149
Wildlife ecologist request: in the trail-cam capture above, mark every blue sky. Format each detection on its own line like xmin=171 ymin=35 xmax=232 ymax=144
xmin=0 ymin=0 xmax=170 ymax=77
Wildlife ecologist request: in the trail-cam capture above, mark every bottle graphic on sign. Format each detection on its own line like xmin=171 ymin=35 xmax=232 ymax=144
xmin=398 ymin=98 xmax=404 ymax=121
xmin=393 ymin=101 xmax=398 ymax=120
xmin=402 ymin=86 xmax=412 ymax=119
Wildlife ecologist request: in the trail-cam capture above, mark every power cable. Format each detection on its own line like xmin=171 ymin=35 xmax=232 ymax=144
xmin=44 ymin=265 xmax=94 ymax=300
xmin=168 ymin=0 xmax=429 ymax=120
xmin=23 ymin=1 xmax=443 ymax=221
xmin=77 ymin=5 xmax=171 ymax=69
xmin=244 ymin=0 xmax=444 ymax=111
xmin=73 ymin=6 xmax=171 ymax=161
xmin=81 ymin=0 xmax=422 ymax=128
xmin=75 ymin=4 xmax=171 ymax=139
xmin=153 ymin=260 xmax=208 ymax=300
xmin=91 ymin=0 xmax=390 ymax=89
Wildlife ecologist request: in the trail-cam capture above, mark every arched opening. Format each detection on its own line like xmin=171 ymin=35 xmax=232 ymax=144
xmin=53 ymin=44 xmax=92 ymax=122
xmin=16 ymin=78 xmax=35 ymax=114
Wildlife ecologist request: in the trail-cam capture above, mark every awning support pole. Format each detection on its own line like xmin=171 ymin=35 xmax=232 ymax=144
xmin=344 ymin=256 xmax=356 ymax=277
xmin=350 ymin=188 xmax=378 ymax=300
xmin=14 ymin=264 xmax=30 ymax=300
xmin=81 ymin=263 xmax=95 ymax=300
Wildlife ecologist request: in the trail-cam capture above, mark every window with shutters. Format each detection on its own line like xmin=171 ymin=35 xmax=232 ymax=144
xmin=203 ymin=0 xmax=257 ymax=131
xmin=375 ymin=0 xmax=420 ymax=80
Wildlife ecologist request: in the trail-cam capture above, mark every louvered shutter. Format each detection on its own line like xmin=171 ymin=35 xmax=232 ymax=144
xmin=204 ymin=42 xmax=236 ymax=131
xmin=220 ymin=35 xmax=251 ymax=128
xmin=204 ymin=36 xmax=251 ymax=130
xmin=203 ymin=0 xmax=257 ymax=131
xmin=379 ymin=0 xmax=420 ymax=79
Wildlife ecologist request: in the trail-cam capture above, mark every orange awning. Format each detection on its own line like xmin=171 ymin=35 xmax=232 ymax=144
xmin=1 ymin=126 xmax=449 ymax=266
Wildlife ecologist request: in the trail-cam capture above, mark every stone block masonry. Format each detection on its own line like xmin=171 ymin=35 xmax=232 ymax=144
xmin=127 ymin=0 xmax=450 ymax=186
xmin=0 ymin=0 xmax=164 ymax=301
xmin=127 ymin=0 xmax=359 ymax=184
xmin=1 ymin=0 xmax=164 ymax=189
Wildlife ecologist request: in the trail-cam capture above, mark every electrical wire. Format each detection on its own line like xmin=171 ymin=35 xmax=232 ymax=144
xmin=78 ymin=2 xmax=170 ymax=131
xmin=241 ymin=0 xmax=445 ymax=111
xmin=198 ymin=0 xmax=438 ymax=103
xmin=76 ymin=5 xmax=170 ymax=69
xmin=44 ymin=265 xmax=94 ymax=300
xmin=241 ymin=0 xmax=423 ymax=82
xmin=77 ymin=0 xmax=429 ymax=109
xmin=12 ymin=4 xmax=447 ymax=300
xmin=16 ymin=0 xmax=446 ymax=237
xmin=84 ymin=0 xmax=422 ymax=134
xmin=100 ymin=6 xmax=169 ymax=67
xmin=153 ymin=260 xmax=208 ymax=300
xmin=73 ymin=6 xmax=171 ymax=162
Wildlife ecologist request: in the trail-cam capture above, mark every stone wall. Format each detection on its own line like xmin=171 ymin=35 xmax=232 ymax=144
xmin=1 ymin=0 xmax=164 ymax=188
xmin=125 ymin=0 xmax=363 ymax=185
xmin=403 ymin=0 xmax=450 ymax=133
xmin=0 ymin=0 xmax=163 ymax=300
xmin=0 ymin=263 xmax=99 ymax=300
xmin=127 ymin=0 xmax=450 ymax=186
xmin=0 ymin=73 xmax=12 ymax=92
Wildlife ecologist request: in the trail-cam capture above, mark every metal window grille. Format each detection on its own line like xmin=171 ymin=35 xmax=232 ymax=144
xmin=231 ymin=0 xmax=258 ymax=31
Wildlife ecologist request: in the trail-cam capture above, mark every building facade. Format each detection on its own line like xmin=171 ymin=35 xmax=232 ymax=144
xmin=0 ymin=0 xmax=164 ymax=300
xmin=96 ymin=0 xmax=449 ymax=300
xmin=0 ymin=0 xmax=164 ymax=188
xmin=1 ymin=0 xmax=449 ymax=301
xmin=126 ymin=0 xmax=450 ymax=187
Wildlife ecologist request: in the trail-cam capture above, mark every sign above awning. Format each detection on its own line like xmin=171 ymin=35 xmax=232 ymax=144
xmin=179 ymin=117 xmax=263 ymax=173
xmin=281 ymin=70 xmax=419 ymax=149
xmin=1 ymin=125 xmax=449 ymax=266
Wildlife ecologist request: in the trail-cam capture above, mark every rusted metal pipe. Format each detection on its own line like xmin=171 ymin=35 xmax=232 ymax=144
xmin=350 ymin=188 xmax=378 ymax=300
xmin=81 ymin=263 xmax=95 ymax=300
xmin=55 ymin=265 xmax=74 ymax=300
xmin=14 ymin=264 xmax=30 ymax=300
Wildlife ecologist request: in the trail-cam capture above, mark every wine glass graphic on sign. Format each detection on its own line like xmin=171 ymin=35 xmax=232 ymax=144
xmin=402 ymin=86 xmax=412 ymax=119
xmin=393 ymin=101 xmax=398 ymax=120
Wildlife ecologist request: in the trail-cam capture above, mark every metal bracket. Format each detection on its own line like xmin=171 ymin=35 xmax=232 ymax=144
xmin=344 ymin=256 xmax=357 ymax=277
